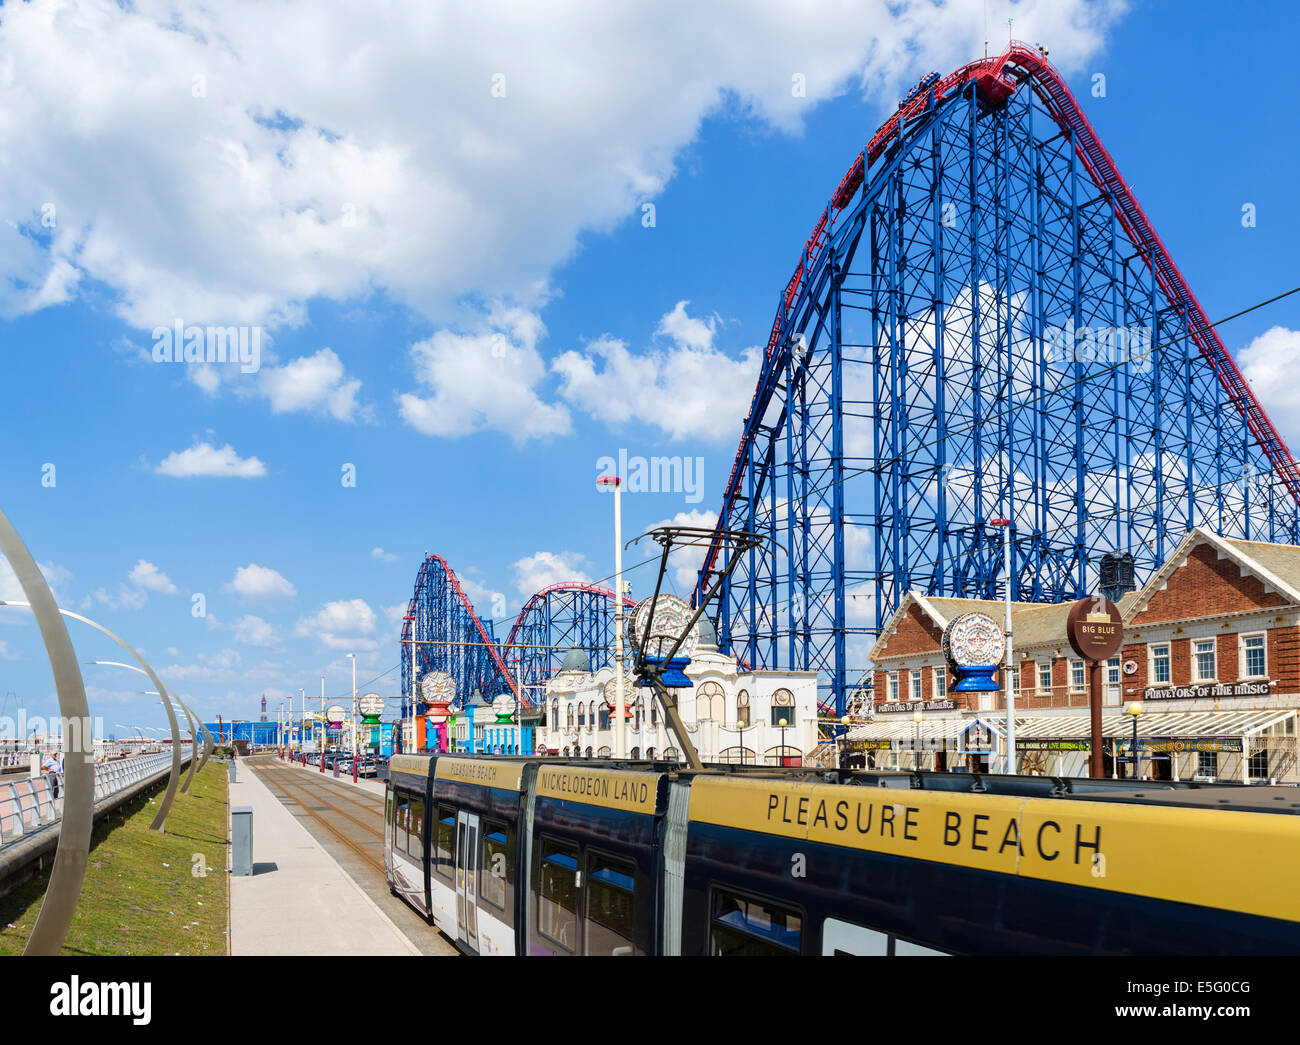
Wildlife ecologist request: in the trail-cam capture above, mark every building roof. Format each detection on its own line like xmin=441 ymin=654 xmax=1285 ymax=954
xmin=870 ymin=589 xmax=1141 ymax=663
xmin=1122 ymin=527 xmax=1300 ymax=622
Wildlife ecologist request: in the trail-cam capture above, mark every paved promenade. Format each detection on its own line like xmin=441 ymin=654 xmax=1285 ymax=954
xmin=228 ymin=759 xmax=419 ymax=956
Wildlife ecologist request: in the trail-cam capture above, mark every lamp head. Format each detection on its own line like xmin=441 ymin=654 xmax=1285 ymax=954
xmin=1126 ymin=700 xmax=1144 ymax=717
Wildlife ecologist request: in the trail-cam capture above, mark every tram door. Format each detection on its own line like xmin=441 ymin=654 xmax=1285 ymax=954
xmin=455 ymin=810 xmax=481 ymax=952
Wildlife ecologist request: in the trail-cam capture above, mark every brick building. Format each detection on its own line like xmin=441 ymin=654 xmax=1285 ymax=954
xmin=849 ymin=527 xmax=1299 ymax=782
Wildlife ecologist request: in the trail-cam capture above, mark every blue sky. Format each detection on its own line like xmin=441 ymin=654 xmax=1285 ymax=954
xmin=2 ymin=0 xmax=1299 ymax=735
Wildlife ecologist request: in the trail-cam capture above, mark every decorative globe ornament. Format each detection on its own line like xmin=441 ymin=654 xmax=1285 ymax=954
xmin=630 ymin=594 xmax=697 ymax=687
xmin=601 ymin=674 xmax=635 ymax=718
xmin=420 ymin=671 xmax=455 ymax=704
xmin=492 ymin=693 xmax=517 ymax=725
xmin=941 ymin=611 xmax=1006 ymax=692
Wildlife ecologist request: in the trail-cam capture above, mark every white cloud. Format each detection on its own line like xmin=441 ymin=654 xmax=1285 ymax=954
xmin=225 ymin=563 xmax=297 ymax=599
xmin=1239 ymin=326 xmax=1300 ymax=443
xmin=295 ymin=598 xmax=378 ymax=649
xmin=257 ymin=347 xmax=365 ymax=422
xmin=651 ymin=508 xmax=718 ymax=589
xmin=0 ymin=0 xmax=1118 ymax=329
xmin=128 ymin=559 xmax=179 ymax=594
xmin=398 ymin=304 xmax=571 ymax=443
xmin=157 ymin=647 xmax=243 ymax=682
xmin=371 ymin=547 xmax=398 ymax=562
xmin=92 ymin=585 xmax=149 ymax=611
xmin=232 ymin=614 xmax=277 ymax=647
xmin=155 ymin=441 xmax=267 ymax=478
xmin=459 ymin=575 xmax=507 ymax=622
xmin=512 ymin=551 xmax=590 ymax=599
xmin=553 ymin=301 xmax=764 ymax=441
xmin=0 ymin=556 xmax=73 ymax=606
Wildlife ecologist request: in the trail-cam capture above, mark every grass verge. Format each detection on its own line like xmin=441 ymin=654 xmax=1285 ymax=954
xmin=0 ymin=760 xmax=229 ymax=955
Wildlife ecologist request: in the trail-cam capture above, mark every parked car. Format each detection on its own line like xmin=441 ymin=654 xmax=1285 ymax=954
xmin=356 ymin=758 xmax=378 ymax=778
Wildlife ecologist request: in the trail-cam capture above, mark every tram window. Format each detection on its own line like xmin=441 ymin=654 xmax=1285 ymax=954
xmin=394 ymin=792 xmax=410 ymax=854
xmin=435 ymin=805 xmax=456 ymax=879
xmin=406 ymin=798 xmax=425 ymax=860
xmin=537 ymin=837 xmax=579 ymax=952
xmin=481 ymin=820 xmax=511 ymax=911
xmin=709 ymin=888 xmax=802 ymax=956
xmin=585 ymin=853 xmax=637 ymax=956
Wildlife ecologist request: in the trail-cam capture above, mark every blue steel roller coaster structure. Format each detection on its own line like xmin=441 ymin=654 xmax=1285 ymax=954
xmin=692 ymin=42 xmax=1300 ymax=717
xmin=403 ymin=43 xmax=1300 ymax=727
xmin=400 ymin=556 xmax=633 ymax=718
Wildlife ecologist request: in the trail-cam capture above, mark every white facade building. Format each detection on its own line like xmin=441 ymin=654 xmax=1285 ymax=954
xmin=540 ymin=624 xmax=819 ymax=764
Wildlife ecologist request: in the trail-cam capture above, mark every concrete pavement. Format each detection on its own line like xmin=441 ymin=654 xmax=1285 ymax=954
xmin=228 ymin=759 xmax=419 ymax=956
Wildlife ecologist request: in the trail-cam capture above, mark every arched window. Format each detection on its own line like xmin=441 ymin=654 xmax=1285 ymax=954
xmin=597 ymin=745 xmax=611 ymax=758
xmin=567 ymin=703 xmax=575 ymax=728
xmin=765 ymin=745 xmax=801 ymax=767
xmin=551 ymin=698 xmax=560 ymax=727
xmin=646 ymin=747 xmax=656 ymax=760
xmin=771 ymin=688 xmax=795 ymax=727
xmin=719 ymin=746 xmax=754 ymax=765
xmin=562 ymin=746 xmax=570 ymax=757
xmin=736 ymin=689 xmax=751 ymax=729
xmin=695 ymin=680 xmax=725 ymax=721
xmin=578 ymin=703 xmax=586 ymax=728
xmin=663 ymin=746 xmax=679 ymax=762
xmin=588 ymin=701 xmax=597 ymax=732
xmin=584 ymin=746 xmax=593 ymax=759
xmin=630 ymin=746 xmax=640 ymax=759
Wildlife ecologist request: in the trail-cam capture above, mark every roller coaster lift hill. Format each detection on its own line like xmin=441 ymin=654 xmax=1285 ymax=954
xmin=628 ymin=525 xmax=769 ymax=770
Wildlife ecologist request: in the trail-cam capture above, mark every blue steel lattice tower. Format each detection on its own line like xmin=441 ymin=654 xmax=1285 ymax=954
xmin=696 ymin=45 xmax=1300 ymax=717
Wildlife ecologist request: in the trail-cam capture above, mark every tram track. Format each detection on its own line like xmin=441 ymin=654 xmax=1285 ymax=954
xmin=253 ymin=760 xmax=385 ymax=872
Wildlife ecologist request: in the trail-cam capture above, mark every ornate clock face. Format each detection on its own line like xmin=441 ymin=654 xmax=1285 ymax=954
xmin=359 ymin=695 xmax=384 ymax=716
xmin=942 ymin=612 xmax=1006 ymax=667
xmin=630 ymin=594 xmax=698 ymax=661
xmin=492 ymin=694 xmax=516 ymax=717
xmin=420 ymin=671 xmax=455 ymax=703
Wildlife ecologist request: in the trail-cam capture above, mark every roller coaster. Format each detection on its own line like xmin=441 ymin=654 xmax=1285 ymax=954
xmin=694 ymin=42 xmax=1300 ymax=716
xmin=400 ymin=557 xmax=633 ymax=715
xmin=402 ymin=43 xmax=1300 ymax=726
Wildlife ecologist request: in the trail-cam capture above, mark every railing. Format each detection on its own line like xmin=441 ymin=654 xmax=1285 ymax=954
xmin=0 ymin=749 xmax=190 ymax=849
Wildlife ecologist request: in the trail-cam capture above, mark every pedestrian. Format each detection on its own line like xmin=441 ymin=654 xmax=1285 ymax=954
xmin=41 ymin=750 xmax=61 ymax=800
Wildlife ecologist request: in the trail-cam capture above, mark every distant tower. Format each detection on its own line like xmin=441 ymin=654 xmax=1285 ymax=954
xmin=260 ymin=694 xmax=267 ymax=722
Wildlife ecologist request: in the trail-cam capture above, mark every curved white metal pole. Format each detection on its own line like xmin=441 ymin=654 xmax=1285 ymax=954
xmin=7 ymin=606 xmax=183 ymax=831
xmin=0 ymin=515 xmax=93 ymax=957
xmin=88 ymin=662 xmax=198 ymax=790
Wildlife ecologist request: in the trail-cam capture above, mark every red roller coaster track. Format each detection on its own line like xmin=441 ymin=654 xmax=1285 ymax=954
xmin=700 ymin=42 xmax=1300 ymax=588
xmin=503 ymin=581 xmax=638 ymax=650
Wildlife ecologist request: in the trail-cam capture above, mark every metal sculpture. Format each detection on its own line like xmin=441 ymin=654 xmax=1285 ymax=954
xmin=695 ymin=43 xmax=1300 ymax=715
xmin=0 ymin=510 xmax=92 ymax=956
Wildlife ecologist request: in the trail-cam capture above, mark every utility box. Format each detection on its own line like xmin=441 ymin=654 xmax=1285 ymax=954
xmin=228 ymin=759 xmax=237 ymax=783
xmin=231 ymin=805 xmax=253 ymax=876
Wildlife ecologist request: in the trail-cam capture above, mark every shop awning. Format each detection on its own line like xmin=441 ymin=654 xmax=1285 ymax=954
xmin=845 ymin=715 xmax=1004 ymax=749
xmin=846 ymin=707 xmax=1295 ymax=748
xmin=1012 ymin=706 xmax=1295 ymax=741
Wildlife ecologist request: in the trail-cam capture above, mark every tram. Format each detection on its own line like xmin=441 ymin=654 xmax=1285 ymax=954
xmin=384 ymin=753 xmax=1300 ymax=955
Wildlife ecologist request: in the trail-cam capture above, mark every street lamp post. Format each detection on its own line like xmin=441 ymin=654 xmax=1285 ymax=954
xmin=839 ymin=714 xmax=851 ymax=770
xmin=913 ymin=708 xmax=924 ymax=773
xmin=1127 ymin=700 xmax=1144 ymax=781
xmin=348 ymin=653 xmax=358 ymax=782
xmin=597 ymin=474 xmax=626 ymax=758
xmin=778 ymin=716 xmax=788 ymax=767
xmin=320 ymin=675 xmax=326 ymax=773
